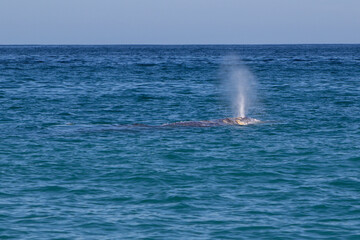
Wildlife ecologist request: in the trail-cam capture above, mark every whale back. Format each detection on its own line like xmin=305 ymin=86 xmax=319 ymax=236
xmin=221 ymin=117 xmax=260 ymax=126
xmin=162 ymin=117 xmax=260 ymax=127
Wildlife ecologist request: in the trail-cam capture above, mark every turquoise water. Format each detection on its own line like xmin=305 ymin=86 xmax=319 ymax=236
xmin=1 ymin=45 xmax=360 ymax=239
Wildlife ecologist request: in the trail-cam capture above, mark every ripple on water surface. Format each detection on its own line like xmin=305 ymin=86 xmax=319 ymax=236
xmin=1 ymin=45 xmax=360 ymax=239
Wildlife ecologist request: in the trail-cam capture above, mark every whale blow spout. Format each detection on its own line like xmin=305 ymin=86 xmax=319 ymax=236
xmin=222 ymin=56 xmax=257 ymax=119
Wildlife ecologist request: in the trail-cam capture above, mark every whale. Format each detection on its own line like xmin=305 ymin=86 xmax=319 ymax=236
xmin=161 ymin=117 xmax=260 ymax=127
xmin=56 ymin=117 xmax=261 ymax=132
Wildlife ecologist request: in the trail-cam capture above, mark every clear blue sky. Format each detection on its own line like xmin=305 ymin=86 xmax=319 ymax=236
xmin=0 ymin=0 xmax=359 ymax=44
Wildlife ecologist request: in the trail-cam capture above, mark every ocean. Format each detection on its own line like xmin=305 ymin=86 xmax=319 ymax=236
xmin=1 ymin=45 xmax=360 ymax=239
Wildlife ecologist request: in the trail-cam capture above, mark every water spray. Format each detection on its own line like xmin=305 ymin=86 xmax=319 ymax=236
xmin=222 ymin=56 xmax=257 ymax=118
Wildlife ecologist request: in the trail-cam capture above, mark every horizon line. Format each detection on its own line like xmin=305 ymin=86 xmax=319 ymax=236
xmin=1 ymin=43 xmax=360 ymax=46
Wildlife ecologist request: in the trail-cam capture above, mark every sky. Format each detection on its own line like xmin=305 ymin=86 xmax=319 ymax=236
xmin=0 ymin=0 xmax=359 ymax=44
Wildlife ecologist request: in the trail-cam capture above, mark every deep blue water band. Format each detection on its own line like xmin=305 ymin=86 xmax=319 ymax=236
xmin=1 ymin=45 xmax=360 ymax=239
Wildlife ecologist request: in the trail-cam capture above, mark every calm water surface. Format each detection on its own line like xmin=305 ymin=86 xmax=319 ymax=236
xmin=1 ymin=45 xmax=360 ymax=239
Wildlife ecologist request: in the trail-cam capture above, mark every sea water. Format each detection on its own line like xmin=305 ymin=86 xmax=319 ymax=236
xmin=1 ymin=45 xmax=360 ymax=239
